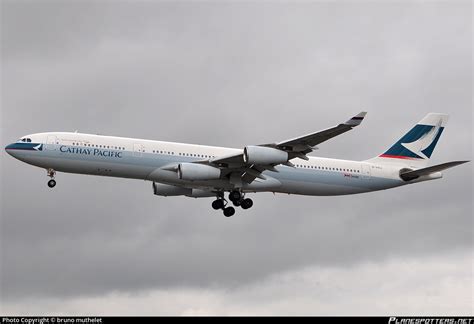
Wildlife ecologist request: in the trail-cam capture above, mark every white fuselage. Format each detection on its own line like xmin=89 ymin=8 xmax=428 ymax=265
xmin=5 ymin=132 xmax=427 ymax=197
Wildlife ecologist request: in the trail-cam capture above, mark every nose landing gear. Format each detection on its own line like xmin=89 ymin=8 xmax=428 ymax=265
xmin=47 ymin=168 xmax=56 ymax=188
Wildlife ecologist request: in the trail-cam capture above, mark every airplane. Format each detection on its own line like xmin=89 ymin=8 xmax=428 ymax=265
xmin=4 ymin=112 xmax=469 ymax=217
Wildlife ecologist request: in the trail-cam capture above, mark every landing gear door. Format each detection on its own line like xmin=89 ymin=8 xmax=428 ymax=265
xmin=46 ymin=135 xmax=57 ymax=150
xmin=361 ymin=163 xmax=371 ymax=180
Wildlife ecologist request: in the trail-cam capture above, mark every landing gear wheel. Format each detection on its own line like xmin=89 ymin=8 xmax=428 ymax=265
xmin=232 ymin=199 xmax=241 ymax=207
xmin=47 ymin=179 xmax=56 ymax=188
xmin=241 ymin=198 xmax=253 ymax=210
xmin=223 ymin=207 xmax=235 ymax=217
xmin=229 ymin=190 xmax=241 ymax=202
xmin=212 ymin=199 xmax=224 ymax=210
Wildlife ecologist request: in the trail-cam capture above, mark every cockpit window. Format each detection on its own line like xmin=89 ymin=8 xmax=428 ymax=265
xmin=18 ymin=138 xmax=32 ymax=143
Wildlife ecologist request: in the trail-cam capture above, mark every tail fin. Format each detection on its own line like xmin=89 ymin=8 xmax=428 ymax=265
xmin=367 ymin=113 xmax=449 ymax=167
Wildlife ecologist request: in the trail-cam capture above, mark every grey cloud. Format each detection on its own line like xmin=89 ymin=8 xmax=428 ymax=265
xmin=2 ymin=251 xmax=472 ymax=315
xmin=1 ymin=0 xmax=472 ymax=313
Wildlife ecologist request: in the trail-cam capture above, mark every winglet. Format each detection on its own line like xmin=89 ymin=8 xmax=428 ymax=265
xmin=344 ymin=111 xmax=367 ymax=126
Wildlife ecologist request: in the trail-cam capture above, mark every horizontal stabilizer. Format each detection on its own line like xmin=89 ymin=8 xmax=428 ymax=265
xmin=400 ymin=160 xmax=469 ymax=181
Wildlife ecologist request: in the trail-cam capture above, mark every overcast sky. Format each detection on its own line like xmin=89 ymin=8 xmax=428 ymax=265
xmin=1 ymin=0 xmax=472 ymax=315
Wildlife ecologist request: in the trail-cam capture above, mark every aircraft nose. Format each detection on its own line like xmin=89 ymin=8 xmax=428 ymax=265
xmin=5 ymin=143 xmax=16 ymax=156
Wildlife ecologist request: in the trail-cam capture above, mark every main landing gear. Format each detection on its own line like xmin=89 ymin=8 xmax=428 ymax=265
xmin=47 ymin=168 xmax=56 ymax=188
xmin=211 ymin=190 xmax=253 ymax=217
xmin=229 ymin=190 xmax=253 ymax=210
xmin=211 ymin=196 xmax=235 ymax=217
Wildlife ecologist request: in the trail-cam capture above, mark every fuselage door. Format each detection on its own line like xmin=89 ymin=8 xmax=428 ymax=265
xmin=361 ymin=163 xmax=371 ymax=179
xmin=133 ymin=143 xmax=144 ymax=157
xmin=46 ymin=135 xmax=57 ymax=150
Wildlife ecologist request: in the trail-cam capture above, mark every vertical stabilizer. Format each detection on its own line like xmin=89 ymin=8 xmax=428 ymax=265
xmin=366 ymin=113 xmax=449 ymax=167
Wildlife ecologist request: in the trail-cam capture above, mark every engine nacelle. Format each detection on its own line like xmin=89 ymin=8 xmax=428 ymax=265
xmin=153 ymin=183 xmax=215 ymax=198
xmin=243 ymin=145 xmax=288 ymax=165
xmin=178 ymin=163 xmax=222 ymax=181
xmin=187 ymin=189 xmax=216 ymax=198
xmin=153 ymin=182 xmax=191 ymax=196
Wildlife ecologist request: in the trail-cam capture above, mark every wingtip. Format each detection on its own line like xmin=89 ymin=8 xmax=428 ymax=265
xmin=345 ymin=111 xmax=367 ymax=126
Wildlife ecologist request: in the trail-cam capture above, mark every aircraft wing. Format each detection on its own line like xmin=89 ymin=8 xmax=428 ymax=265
xmin=209 ymin=152 xmax=245 ymax=166
xmin=270 ymin=111 xmax=367 ymax=154
xmin=193 ymin=112 xmax=368 ymax=184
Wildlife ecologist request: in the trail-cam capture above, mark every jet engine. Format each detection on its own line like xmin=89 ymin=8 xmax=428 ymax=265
xmin=243 ymin=145 xmax=288 ymax=165
xmin=153 ymin=182 xmax=215 ymax=197
xmin=177 ymin=163 xmax=222 ymax=181
xmin=153 ymin=182 xmax=191 ymax=196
